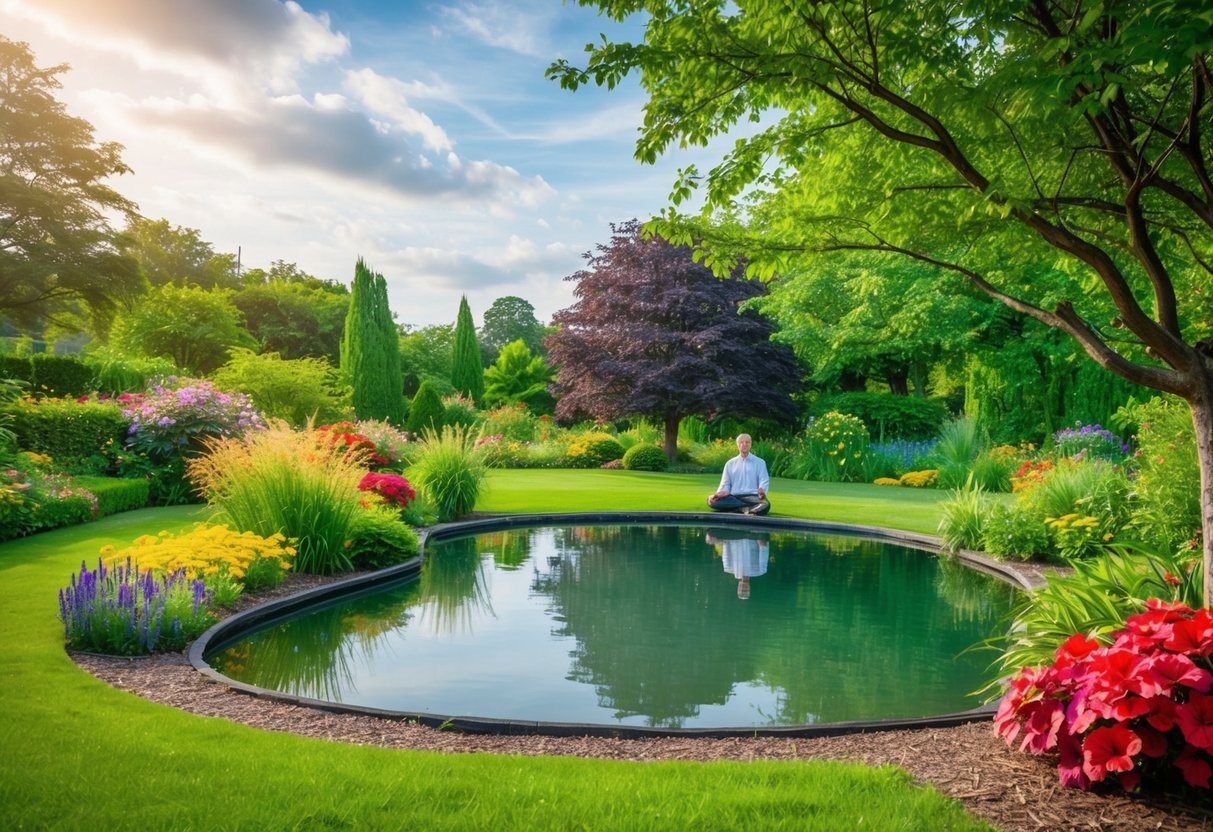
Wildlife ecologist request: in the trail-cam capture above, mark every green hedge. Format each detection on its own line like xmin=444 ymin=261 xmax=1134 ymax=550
xmin=74 ymin=476 xmax=151 ymax=517
xmin=622 ymin=443 xmax=669 ymax=471
xmin=31 ymin=354 xmax=93 ymax=398
xmin=811 ymin=392 xmax=949 ymax=441
xmin=5 ymin=399 xmax=129 ymax=462
xmin=0 ymin=356 xmax=33 ymax=385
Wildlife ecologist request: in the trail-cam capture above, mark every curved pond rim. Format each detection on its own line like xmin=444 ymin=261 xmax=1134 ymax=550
xmin=189 ymin=511 xmax=1036 ymax=740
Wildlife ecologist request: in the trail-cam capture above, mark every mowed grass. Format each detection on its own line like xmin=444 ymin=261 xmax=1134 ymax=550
xmin=479 ymin=469 xmax=950 ymax=536
xmin=0 ymin=481 xmax=993 ymax=831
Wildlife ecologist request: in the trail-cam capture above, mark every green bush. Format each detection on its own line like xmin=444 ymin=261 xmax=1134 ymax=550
xmin=937 ymin=480 xmax=990 ymax=552
xmin=82 ymin=347 xmax=176 ymax=395
xmin=344 ymin=505 xmax=421 ymax=571
xmin=1119 ymin=396 xmax=1199 ymax=552
xmin=407 ymin=381 xmax=445 ymax=434
xmin=1016 ymin=460 xmax=1132 ymax=559
xmin=74 ymin=476 xmax=150 ymax=517
xmin=622 ymin=444 xmax=668 ymax=471
xmin=811 ymin=392 xmax=948 ymax=441
xmin=29 ymin=354 xmax=93 ymax=398
xmin=689 ymin=439 xmax=737 ymax=472
xmin=0 ymin=356 xmax=33 ymax=386
xmin=480 ymin=403 xmax=539 ymax=442
xmin=980 ymin=502 xmax=1050 ymax=561
xmin=786 ymin=412 xmax=869 ymax=482
xmin=440 ymin=393 xmax=480 ymax=430
xmin=5 ymin=399 xmax=129 ymax=463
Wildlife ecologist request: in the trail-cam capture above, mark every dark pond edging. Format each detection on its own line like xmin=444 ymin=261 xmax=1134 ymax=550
xmin=189 ymin=511 xmax=1033 ymax=739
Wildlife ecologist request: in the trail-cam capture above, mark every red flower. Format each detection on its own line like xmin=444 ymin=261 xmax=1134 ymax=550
xmin=1082 ymin=724 xmax=1142 ymax=782
xmin=1139 ymin=653 xmax=1213 ymax=697
xmin=1166 ymin=615 xmax=1213 ymax=657
xmin=1147 ymin=695 xmax=1179 ymax=732
xmin=1176 ymin=692 xmax=1213 ymax=753
xmin=1057 ymin=726 xmax=1090 ymax=791
xmin=1175 ymin=748 xmax=1213 ymax=788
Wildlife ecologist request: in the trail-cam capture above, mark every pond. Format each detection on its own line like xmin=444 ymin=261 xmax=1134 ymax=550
xmin=204 ymin=522 xmax=1018 ymax=733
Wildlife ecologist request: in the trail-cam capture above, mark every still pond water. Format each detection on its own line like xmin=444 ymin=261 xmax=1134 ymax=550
xmin=209 ymin=524 xmax=1017 ymax=729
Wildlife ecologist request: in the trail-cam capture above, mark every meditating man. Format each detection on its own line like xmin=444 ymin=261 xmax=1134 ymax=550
xmin=707 ymin=433 xmax=771 ymax=515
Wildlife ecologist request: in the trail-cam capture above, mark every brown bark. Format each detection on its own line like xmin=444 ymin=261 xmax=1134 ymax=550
xmin=1188 ymin=364 xmax=1213 ymax=607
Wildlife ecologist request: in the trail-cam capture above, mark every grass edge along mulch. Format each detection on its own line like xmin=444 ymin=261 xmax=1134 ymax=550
xmin=2 ymin=477 xmax=993 ymax=831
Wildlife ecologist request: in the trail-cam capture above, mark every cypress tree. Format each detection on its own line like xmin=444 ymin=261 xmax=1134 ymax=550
xmin=407 ymin=380 xmax=446 ymax=434
xmin=450 ymin=294 xmax=485 ymax=405
xmin=340 ymin=258 xmax=406 ymax=426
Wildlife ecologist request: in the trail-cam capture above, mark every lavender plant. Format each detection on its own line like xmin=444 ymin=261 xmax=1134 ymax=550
xmin=58 ymin=558 xmax=215 ymax=655
xmin=1051 ymin=422 xmax=1130 ymax=461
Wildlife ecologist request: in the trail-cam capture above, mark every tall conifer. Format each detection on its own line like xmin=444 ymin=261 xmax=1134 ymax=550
xmin=340 ymin=258 xmax=406 ymax=425
xmin=450 ymin=295 xmax=485 ymax=405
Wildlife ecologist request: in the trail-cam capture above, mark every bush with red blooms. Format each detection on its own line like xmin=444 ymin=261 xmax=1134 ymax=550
xmin=995 ymin=600 xmax=1213 ymax=792
xmin=314 ymin=421 xmax=389 ymax=467
xmin=357 ymin=472 xmax=416 ymax=510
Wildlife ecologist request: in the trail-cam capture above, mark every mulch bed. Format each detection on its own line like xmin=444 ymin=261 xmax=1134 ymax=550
xmin=73 ymin=574 xmax=1213 ymax=832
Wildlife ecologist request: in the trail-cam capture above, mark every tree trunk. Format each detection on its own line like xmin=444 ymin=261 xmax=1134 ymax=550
xmin=1189 ymin=368 xmax=1213 ymax=608
xmin=664 ymin=413 xmax=680 ymax=461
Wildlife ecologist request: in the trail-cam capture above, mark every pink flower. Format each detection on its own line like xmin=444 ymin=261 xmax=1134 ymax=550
xmin=1057 ymin=726 xmax=1090 ymax=790
xmin=1082 ymin=724 xmax=1142 ymax=782
xmin=1139 ymin=652 xmax=1213 ymax=697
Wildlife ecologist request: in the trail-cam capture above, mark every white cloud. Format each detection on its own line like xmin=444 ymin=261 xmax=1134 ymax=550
xmin=343 ymin=68 xmax=453 ymax=153
xmin=438 ymin=1 xmax=557 ymax=57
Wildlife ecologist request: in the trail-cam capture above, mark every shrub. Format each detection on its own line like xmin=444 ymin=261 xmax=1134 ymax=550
xmin=187 ymin=424 xmax=365 ymax=575
xmin=59 ymin=558 xmax=216 ymax=655
xmin=788 ymin=411 xmax=869 ymax=482
xmin=408 ymin=425 xmax=488 ymax=522
xmin=314 ymin=421 xmax=384 ymax=466
xmin=354 ymin=419 xmax=416 ymax=468
xmin=1019 ymin=460 xmax=1133 ymax=559
xmin=5 ymin=397 xmax=129 ymax=463
xmin=981 ymin=502 xmax=1050 ymax=561
xmin=358 ymin=471 xmax=416 ymax=510
xmin=441 ymin=393 xmax=480 ymax=429
xmin=344 ymin=505 xmax=421 ymax=571
xmin=622 ymin=443 xmax=668 ymax=471
xmin=933 ymin=417 xmax=988 ymax=488
xmin=995 ymin=598 xmax=1213 ymax=793
xmin=1051 ymin=421 xmax=1130 ymax=461
xmin=689 ymin=439 xmax=738 ymax=472
xmin=1123 ymin=397 xmax=1200 ymax=553
xmin=811 ymin=391 xmax=948 ymax=440
xmin=101 ymin=523 xmax=295 ymax=592
xmin=407 ymin=381 xmax=445 ymax=434
xmin=898 ymin=469 xmax=938 ymax=488
xmin=0 ymin=465 xmax=101 ymax=540
xmin=212 ymin=349 xmax=350 ymax=427
xmin=565 ymin=432 xmax=625 ymax=468
xmin=29 ymin=354 xmax=93 ymax=398
xmin=83 ymin=346 xmax=177 ymax=395
xmin=124 ymin=380 xmax=265 ymax=462
xmin=480 ymin=403 xmax=539 ymax=443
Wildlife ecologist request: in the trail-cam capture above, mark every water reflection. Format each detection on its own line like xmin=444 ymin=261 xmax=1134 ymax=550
xmin=209 ymin=524 xmax=1017 ymax=728
xmin=705 ymin=528 xmax=770 ymax=600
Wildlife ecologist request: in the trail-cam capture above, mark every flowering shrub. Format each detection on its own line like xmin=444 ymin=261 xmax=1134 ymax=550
xmin=101 ymin=523 xmax=295 ymax=594
xmin=314 ymin=421 xmax=387 ymax=466
xmin=898 ymin=469 xmax=938 ymax=488
xmin=1053 ymin=422 xmax=1130 ymax=461
xmin=564 ymin=432 xmax=625 ymax=468
xmin=0 ymin=465 xmax=98 ymax=540
xmin=59 ymin=557 xmax=215 ymax=655
xmin=358 ymin=472 xmax=416 ymax=510
xmin=123 ymin=380 xmax=264 ymax=461
xmin=1047 ymin=513 xmax=1114 ymax=560
xmin=353 ymin=419 xmax=415 ymax=467
xmin=996 ymin=600 xmax=1213 ymax=793
xmin=804 ymin=411 xmax=870 ymax=482
xmin=1011 ymin=459 xmax=1054 ymax=492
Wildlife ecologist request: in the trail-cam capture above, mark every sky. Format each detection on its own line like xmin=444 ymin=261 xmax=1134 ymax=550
xmin=2 ymin=0 xmax=718 ymax=329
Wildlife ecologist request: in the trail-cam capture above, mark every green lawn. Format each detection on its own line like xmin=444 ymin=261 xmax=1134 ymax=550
xmin=0 ymin=478 xmax=995 ymax=832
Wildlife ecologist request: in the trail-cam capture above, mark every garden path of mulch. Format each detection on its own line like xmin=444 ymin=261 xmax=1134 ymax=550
xmin=74 ymin=574 xmax=1213 ymax=832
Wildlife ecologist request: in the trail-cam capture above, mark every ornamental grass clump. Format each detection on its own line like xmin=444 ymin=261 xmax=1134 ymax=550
xmin=408 ymin=425 xmax=488 ymax=522
xmin=187 ymin=423 xmax=366 ymax=575
xmin=59 ymin=557 xmax=214 ymax=655
xmin=996 ymin=600 xmax=1213 ymax=793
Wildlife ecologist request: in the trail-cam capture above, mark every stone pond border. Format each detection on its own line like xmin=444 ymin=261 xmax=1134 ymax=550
xmin=189 ymin=512 xmax=1044 ymax=739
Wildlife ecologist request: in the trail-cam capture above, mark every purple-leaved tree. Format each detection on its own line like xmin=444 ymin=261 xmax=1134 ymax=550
xmin=547 ymin=220 xmax=802 ymax=459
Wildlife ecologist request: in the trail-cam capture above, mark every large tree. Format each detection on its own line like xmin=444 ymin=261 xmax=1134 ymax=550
xmin=399 ymin=323 xmax=455 ymax=397
xmin=550 ymin=0 xmax=1213 ymax=598
xmin=0 ymin=36 xmax=141 ymax=330
xmin=122 ymin=217 xmax=239 ymax=290
xmin=232 ymin=278 xmax=349 ymax=364
xmin=479 ymin=295 xmax=547 ymax=363
xmin=451 ymin=295 xmax=485 ymax=404
xmin=547 ymin=220 xmax=801 ymax=459
xmin=110 ymin=284 xmax=253 ymax=375
xmin=340 ymin=258 xmax=405 ymax=425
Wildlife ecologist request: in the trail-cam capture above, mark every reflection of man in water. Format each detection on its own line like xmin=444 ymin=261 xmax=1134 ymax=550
xmin=706 ymin=532 xmax=769 ymax=600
